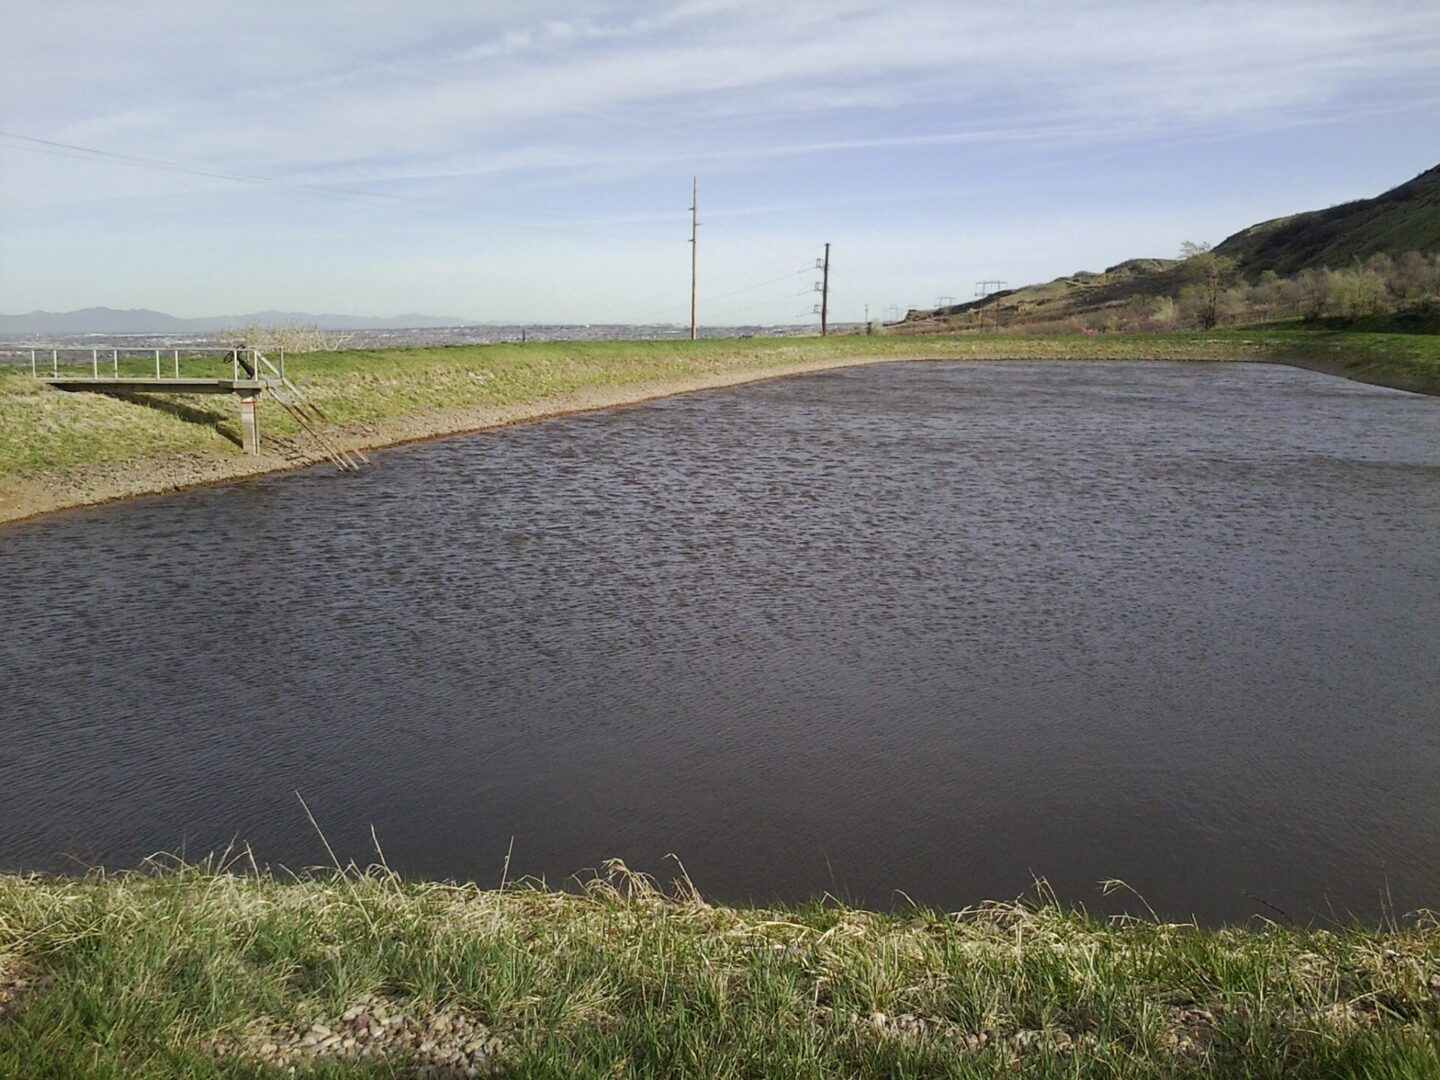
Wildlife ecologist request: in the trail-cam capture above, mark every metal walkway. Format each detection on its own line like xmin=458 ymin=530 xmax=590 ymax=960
xmin=39 ymin=377 xmax=264 ymax=394
xmin=28 ymin=346 xmax=369 ymax=472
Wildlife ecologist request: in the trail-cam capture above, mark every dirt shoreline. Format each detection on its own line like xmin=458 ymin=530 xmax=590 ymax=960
xmin=0 ymin=352 xmax=925 ymax=527
xmin=2 ymin=350 xmax=1428 ymax=528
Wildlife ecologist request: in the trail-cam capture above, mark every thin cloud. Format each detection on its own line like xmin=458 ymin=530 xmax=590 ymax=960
xmin=16 ymin=1 xmax=1439 ymax=172
xmin=3 ymin=0 xmax=1438 ymax=319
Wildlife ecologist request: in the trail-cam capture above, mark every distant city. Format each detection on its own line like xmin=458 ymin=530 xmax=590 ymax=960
xmin=0 ymin=318 xmax=844 ymax=362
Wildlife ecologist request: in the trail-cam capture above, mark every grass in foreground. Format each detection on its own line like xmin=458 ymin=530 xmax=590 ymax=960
xmin=4 ymin=330 xmax=1439 ymax=486
xmin=2 ymin=862 xmax=1438 ymax=1078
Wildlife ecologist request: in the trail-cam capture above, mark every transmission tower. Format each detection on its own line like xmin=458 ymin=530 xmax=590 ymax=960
xmin=974 ymin=280 xmax=1007 ymax=331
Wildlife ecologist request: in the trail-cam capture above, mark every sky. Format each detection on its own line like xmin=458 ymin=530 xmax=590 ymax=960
xmin=2 ymin=1 xmax=1439 ymax=325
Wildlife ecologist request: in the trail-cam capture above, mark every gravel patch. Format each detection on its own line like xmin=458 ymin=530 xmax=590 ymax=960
xmin=210 ymin=993 xmax=505 ymax=1076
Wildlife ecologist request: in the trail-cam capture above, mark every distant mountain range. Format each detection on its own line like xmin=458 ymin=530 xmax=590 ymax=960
xmin=0 ymin=308 xmax=480 ymax=335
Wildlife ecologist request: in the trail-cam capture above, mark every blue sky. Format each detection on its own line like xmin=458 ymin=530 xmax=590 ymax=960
xmin=3 ymin=1 xmax=1438 ymax=324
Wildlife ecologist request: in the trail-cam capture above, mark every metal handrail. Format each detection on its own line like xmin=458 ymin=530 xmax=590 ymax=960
xmin=25 ymin=345 xmax=370 ymax=474
xmin=25 ymin=346 xmax=264 ymax=381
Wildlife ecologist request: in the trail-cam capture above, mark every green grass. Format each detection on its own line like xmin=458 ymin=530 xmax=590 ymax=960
xmin=1258 ymin=311 xmax=1440 ymax=336
xmin=3 ymin=331 xmax=1438 ymax=499
xmin=1 ymin=864 xmax=1438 ymax=1078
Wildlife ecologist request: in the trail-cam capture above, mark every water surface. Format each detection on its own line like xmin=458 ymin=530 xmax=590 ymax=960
xmin=3 ymin=360 xmax=1438 ymax=923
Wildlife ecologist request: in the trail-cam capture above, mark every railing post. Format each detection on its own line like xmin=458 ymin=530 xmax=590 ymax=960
xmin=155 ymin=349 xmax=161 ymax=379
xmin=174 ymin=349 xmax=180 ymax=377
xmin=92 ymin=348 xmax=98 ymax=377
xmin=279 ymin=346 xmax=285 ymax=379
xmin=30 ymin=349 xmax=36 ymax=377
xmin=52 ymin=349 xmax=57 ymax=376
xmin=112 ymin=349 xmax=118 ymax=377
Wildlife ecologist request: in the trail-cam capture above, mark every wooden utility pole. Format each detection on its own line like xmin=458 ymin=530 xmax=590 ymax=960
xmin=689 ymin=177 xmax=699 ymax=341
xmin=820 ymin=242 xmax=830 ymax=336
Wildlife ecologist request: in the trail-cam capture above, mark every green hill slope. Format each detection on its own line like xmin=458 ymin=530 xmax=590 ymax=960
xmin=1214 ymin=164 xmax=1440 ymax=275
xmin=900 ymin=163 xmax=1440 ymax=331
xmin=902 ymin=258 xmax=1183 ymax=329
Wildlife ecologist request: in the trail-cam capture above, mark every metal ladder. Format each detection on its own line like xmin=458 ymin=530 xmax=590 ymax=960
xmin=249 ymin=350 xmax=371 ymax=473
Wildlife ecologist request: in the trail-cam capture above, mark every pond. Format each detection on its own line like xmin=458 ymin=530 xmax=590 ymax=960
xmin=3 ymin=360 xmax=1437 ymax=924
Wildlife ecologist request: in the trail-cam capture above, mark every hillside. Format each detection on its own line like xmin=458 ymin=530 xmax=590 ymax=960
xmin=901 ymin=258 xmax=1184 ymax=330
xmin=900 ymin=163 xmax=1440 ymax=332
xmin=1214 ymin=164 xmax=1440 ymax=276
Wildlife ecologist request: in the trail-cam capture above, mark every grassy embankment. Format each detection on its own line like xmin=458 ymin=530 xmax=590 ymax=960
xmin=2 ymin=329 xmax=1438 ymax=523
xmin=2 ymin=864 xmax=1438 ymax=1078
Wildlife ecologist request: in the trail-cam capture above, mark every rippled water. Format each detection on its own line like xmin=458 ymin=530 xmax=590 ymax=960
xmin=3 ymin=360 xmax=1438 ymax=923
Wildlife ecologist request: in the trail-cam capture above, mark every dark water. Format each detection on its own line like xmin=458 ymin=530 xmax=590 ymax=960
xmin=3 ymin=361 xmax=1438 ymax=924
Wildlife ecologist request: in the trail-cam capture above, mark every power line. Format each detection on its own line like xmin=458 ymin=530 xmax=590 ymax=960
xmin=698 ymin=225 xmax=809 ymax=284
xmin=825 ymin=264 xmax=880 ymax=311
xmin=702 ymin=270 xmax=811 ymax=306
xmin=701 ymin=213 xmax=817 ymax=283
xmin=606 ymin=268 xmax=810 ymax=328
xmin=0 ymin=129 xmax=676 ymax=243
xmin=1 ymin=129 xmax=856 ymax=329
xmin=0 ymin=129 xmax=413 ymax=205
xmin=698 ymin=289 xmax=814 ymax=325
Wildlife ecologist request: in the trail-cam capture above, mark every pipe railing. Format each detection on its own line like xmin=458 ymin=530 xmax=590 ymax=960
xmin=13 ymin=345 xmax=265 ymax=381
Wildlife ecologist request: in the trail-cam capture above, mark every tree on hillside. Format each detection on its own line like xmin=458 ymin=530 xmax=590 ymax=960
xmin=1177 ymin=241 xmax=1239 ymax=329
xmin=1392 ymin=251 xmax=1440 ymax=303
xmin=1295 ymin=268 xmax=1332 ymax=321
xmin=1249 ymin=269 xmax=1302 ymax=322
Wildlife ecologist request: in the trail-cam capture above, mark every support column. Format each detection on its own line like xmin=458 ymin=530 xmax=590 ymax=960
xmin=239 ymin=393 xmax=260 ymax=455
